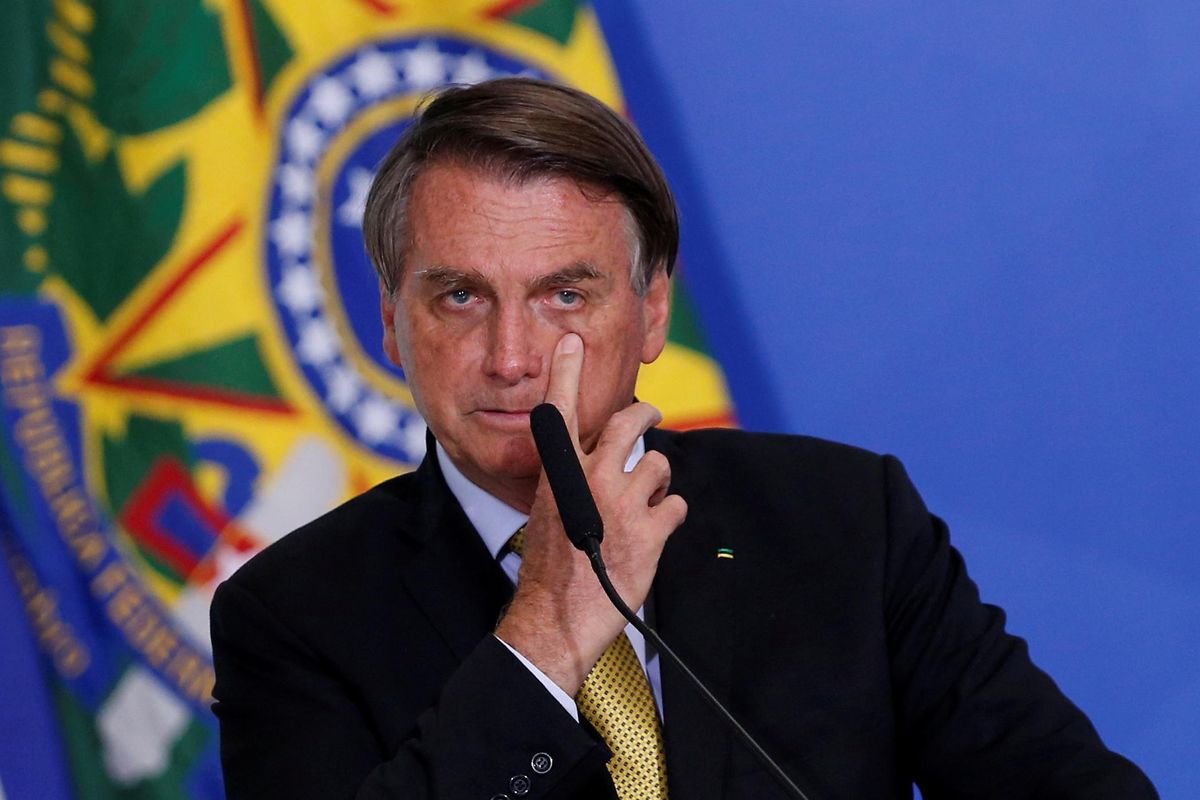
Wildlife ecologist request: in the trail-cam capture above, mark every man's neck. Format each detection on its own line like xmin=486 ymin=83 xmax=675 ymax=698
xmin=436 ymin=442 xmax=531 ymax=561
xmin=451 ymin=461 xmax=537 ymax=514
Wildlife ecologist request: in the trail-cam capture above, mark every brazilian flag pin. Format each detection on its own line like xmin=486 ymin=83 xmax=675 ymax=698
xmin=716 ymin=547 xmax=735 ymax=560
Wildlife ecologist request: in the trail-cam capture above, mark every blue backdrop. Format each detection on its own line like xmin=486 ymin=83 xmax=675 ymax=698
xmin=604 ymin=1 xmax=1199 ymax=797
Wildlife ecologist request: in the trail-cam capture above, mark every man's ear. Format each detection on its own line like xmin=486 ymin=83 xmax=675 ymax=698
xmin=640 ymin=269 xmax=672 ymax=365
xmin=380 ymin=282 xmax=402 ymax=368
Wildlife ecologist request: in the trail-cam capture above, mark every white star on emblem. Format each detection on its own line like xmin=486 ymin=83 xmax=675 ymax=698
xmin=350 ymin=49 xmax=399 ymax=99
xmin=310 ymin=77 xmax=355 ymax=128
xmin=354 ymin=395 xmax=400 ymax=444
xmin=337 ymin=167 xmax=375 ymax=227
xmin=325 ymin=364 xmax=362 ymax=413
xmin=399 ymin=41 xmax=446 ymax=89
xmin=451 ymin=51 xmax=493 ymax=85
xmin=270 ymin=211 xmax=312 ymax=257
xmin=286 ymin=118 xmax=324 ymax=163
xmin=277 ymin=266 xmax=323 ymax=314
xmin=398 ymin=416 xmax=428 ymax=459
xmin=296 ymin=318 xmax=339 ymax=366
xmin=279 ymin=163 xmax=315 ymax=206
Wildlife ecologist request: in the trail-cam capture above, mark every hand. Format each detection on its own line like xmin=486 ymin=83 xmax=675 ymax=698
xmin=495 ymin=333 xmax=688 ymax=695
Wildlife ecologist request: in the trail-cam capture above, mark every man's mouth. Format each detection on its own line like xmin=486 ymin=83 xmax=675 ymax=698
xmin=473 ymin=408 xmax=534 ymax=427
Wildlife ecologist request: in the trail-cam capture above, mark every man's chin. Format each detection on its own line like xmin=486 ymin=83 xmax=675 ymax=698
xmin=486 ymin=437 xmax=541 ymax=479
xmin=451 ymin=432 xmax=541 ymax=491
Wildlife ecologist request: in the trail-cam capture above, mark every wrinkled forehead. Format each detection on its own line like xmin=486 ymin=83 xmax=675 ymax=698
xmin=417 ymin=153 xmax=631 ymax=214
xmin=400 ymin=161 xmax=642 ymax=281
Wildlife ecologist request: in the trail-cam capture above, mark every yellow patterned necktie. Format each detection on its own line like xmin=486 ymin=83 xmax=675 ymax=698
xmin=507 ymin=527 xmax=669 ymax=798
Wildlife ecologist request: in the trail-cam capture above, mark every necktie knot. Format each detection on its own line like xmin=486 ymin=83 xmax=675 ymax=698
xmin=505 ymin=525 xmax=527 ymax=558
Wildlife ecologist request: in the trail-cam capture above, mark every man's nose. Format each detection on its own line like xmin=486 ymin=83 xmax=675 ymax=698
xmin=482 ymin=304 xmax=544 ymax=385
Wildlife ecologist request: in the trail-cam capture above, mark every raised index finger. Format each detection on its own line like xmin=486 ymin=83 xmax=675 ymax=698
xmin=542 ymin=332 xmax=584 ymax=448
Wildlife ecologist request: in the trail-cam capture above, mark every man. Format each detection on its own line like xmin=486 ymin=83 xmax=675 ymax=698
xmin=211 ymin=78 xmax=1156 ymax=799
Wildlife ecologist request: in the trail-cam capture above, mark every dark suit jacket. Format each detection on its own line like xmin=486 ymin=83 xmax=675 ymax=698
xmin=211 ymin=428 xmax=1156 ymax=799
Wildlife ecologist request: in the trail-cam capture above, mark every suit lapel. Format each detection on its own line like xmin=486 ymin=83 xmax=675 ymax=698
xmin=394 ymin=446 xmax=514 ymax=662
xmin=649 ymin=429 xmax=737 ymax=800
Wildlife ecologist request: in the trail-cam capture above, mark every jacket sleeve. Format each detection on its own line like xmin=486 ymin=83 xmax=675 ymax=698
xmin=880 ymin=455 xmax=1158 ymax=799
xmin=210 ymin=579 xmax=614 ymax=800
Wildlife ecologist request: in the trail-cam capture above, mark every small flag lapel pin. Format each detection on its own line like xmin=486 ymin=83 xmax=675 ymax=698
xmin=716 ymin=547 xmax=735 ymax=560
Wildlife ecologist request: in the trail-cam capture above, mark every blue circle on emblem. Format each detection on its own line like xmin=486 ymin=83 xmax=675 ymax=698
xmin=328 ymin=119 xmax=409 ymax=381
xmin=265 ymin=37 xmax=549 ymax=464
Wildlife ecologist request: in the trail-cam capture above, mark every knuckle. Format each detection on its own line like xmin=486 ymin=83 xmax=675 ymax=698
xmin=641 ymin=450 xmax=670 ymax=475
xmin=598 ymin=414 xmax=636 ymax=448
xmin=632 ymin=400 xmax=661 ymax=417
xmin=663 ymin=495 xmax=687 ymax=525
xmin=608 ymin=405 xmax=642 ymax=431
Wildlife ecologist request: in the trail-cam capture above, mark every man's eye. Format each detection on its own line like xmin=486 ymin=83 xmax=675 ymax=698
xmin=447 ymin=289 xmax=474 ymax=305
xmin=555 ymin=290 xmax=581 ymax=306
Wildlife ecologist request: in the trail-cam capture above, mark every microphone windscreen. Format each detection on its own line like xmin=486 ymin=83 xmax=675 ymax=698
xmin=530 ymin=403 xmax=604 ymax=550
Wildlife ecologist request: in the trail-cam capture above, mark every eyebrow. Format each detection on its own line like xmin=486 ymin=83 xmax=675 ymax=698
xmin=528 ymin=261 xmax=605 ymax=292
xmin=411 ymin=262 xmax=605 ymax=291
xmin=410 ymin=266 xmax=486 ymax=287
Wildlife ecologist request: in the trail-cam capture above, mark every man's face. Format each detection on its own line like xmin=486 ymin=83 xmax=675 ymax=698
xmin=381 ymin=163 xmax=670 ymax=510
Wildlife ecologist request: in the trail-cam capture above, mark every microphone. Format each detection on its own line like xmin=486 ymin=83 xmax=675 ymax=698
xmin=528 ymin=402 xmax=812 ymax=800
xmin=529 ymin=403 xmax=604 ymax=553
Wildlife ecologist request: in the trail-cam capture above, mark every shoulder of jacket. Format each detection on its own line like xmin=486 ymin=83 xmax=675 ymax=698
xmin=220 ymin=471 xmax=419 ymax=595
xmin=655 ymin=426 xmax=885 ymax=471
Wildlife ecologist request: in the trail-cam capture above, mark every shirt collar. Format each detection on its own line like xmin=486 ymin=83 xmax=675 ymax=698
xmin=436 ymin=436 xmax=647 ymax=560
